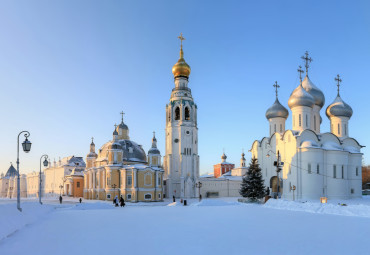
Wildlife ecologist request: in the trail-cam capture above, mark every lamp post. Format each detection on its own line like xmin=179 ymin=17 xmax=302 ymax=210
xmin=195 ymin=181 xmax=202 ymax=201
xmin=266 ymin=150 xmax=283 ymax=199
xmin=39 ymin=154 xmax=48 ymax=204
xmin=17 ymin=131 xmax=32 ymax=212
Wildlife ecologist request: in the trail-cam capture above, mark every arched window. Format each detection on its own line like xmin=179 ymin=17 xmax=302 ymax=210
xmin=333 ymin=165 xmax=337 ymax=178
xmin=338 ymin=123 xmax=340 ymax=135
xmin=185 ymin=107 xmax=190 ymax=120
xmin=314 ymin=115 xmax=317 ymax=130
xmin=299 ymin=114 xmax=302 ymax=127
xmin=342 ymin=165 xmax=344 ymax=179
xmin=306 ymin=114 xmax=308 ymax=127
xmin=175 ymin=107 xmax=180 ymax=120
xmin=168 ymin=109 xmax=171 ymax=122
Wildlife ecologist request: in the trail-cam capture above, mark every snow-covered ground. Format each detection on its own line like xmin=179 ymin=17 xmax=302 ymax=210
xmin=0 ymin=197 xmax=370 ymax=255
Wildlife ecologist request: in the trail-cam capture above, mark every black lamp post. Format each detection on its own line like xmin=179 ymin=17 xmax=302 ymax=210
xmin=195 ymin=181 xmax=202 ymax=201
xmin=39 ymin=154 xmax=48 ymax=204
xmin=17 ymin=131 xmax=32 ymax=212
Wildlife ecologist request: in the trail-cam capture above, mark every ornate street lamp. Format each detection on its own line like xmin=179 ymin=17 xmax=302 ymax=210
xmin=17 ymin=131 xmax=31 ymax=212
xmin=195 ymin=181 xmax=202 ymax=201
xmin=39 ymin=154 xmax=48 ymax=204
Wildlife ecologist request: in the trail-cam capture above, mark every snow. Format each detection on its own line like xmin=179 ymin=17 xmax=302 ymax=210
xmin=1 ymin=197 xmax=370 ymax=254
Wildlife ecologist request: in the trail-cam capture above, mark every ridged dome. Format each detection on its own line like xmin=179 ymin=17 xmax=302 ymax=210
xmin=326 ymin=95 xmax=353 ymax=119
xmin=288 ymin=84 xmax=315 ymax=109
xmin=265 ymin=98 xmax=289 ymax=120
xmin=172 ymin=48 xmax=191 ymax=78
xmin=118 ymin=122 xmax=128 ymax=130
xmin=302 ymin=76 xmax=325 ymax=108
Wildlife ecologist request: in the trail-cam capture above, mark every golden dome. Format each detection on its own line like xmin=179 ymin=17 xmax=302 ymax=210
xmin=172 ymin=47 xmax=191 ymax=78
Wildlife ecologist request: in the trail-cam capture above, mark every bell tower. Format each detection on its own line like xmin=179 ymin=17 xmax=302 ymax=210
xmin=164 ymin=34 xmax=199 ymax=198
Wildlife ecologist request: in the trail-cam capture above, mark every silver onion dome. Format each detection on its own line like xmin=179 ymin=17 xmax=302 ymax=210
xmin=118 ymin=121 xmax=128 ymax=130
xmin=265 ymin=98 xmax=289 ymax=120
xmin=326 ymin=95 xmax=353 ymax=119
xmin=302 ymin=76 xmax=325 ymax=108
xmin=288 ymin=84 xmax=315 ymax=109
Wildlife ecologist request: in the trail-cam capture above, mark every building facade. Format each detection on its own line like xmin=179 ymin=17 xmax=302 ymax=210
xmin=83 ymin=116 xmax=164 ymax=202
xmin=164 ymin=35 xmax=200 ymax=198
xmin=250 ymin=54 xmax=363 ymax=200
xmin=0 ymin=164 xmax=27 ymax=198
xmin=213 ymin=153 xmax=235 ymax=178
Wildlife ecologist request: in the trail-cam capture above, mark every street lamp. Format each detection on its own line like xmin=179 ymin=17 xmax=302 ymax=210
xmin=17 ymin=131 xmax=32 ymax=212
xmin=39 ymin=154 xmax=48 ymax=204
xmin=195 ymin=181 xmax=202 ymax=201
xmin=266 ymin=150 xmax=283 ymax=199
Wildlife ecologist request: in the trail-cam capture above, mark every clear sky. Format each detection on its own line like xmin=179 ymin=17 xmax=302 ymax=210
xmin=1 ymin=0 xmax=370 ymax=175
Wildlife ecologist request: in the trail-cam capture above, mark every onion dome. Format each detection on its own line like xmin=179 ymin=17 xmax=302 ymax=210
xmin=113 ymin=129 xmax=118 ymax=136
xmin=326 ymin=95 xmax=353 ymax=119
xmin=288 ymin=83 xmax=315 ymax=109
xmin=118 ymin=121 xmax=128 ymax=131
xmin=266 ymin=98 xmax=289 ymax=120
xmin=302 ymin=76 xmax=325 ymax=108
xmin=221 ymin=153 xmax=227 ymax=160
xmin=172 ymin=34 xmax=191 ymax=78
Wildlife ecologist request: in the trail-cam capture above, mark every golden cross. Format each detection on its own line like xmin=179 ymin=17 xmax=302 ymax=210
xmin=273 ymin=81 xmax=280 ymax=99
xmin=120 ymin=111 xmax=125 ymax=122
xmin=335 ymin=74 xmax=342 ymax=95
xmin=178 ymin=33 xmax=185 ymax=48
xmin=301 ymin=51 xmax=313 ymax=76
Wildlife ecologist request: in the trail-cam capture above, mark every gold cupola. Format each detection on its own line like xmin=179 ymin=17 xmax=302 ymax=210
xmin=172 ymin=33 xmax=191 ymax=78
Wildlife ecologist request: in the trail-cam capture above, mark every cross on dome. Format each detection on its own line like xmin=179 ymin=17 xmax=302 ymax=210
xmin=297 ymin=65 xmax=304 ymax=83
xmin=273 ymin=81 xmax=280 ymax=99
xmin=301 ymin=51 xmax=313 ymax=77
xmin=120 ymin=111 xmax=125 ymax=122
xmin=335 ymin=74 xmax=342 ymax=96
xmin=178 ymin=33 xmax=185 ymax=48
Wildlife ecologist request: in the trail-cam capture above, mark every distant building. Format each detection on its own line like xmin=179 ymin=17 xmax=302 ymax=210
xmin=0 ymin=164 xmax=27 ymax=198
xmin=213 ymin=152 xmax=235 ymax=178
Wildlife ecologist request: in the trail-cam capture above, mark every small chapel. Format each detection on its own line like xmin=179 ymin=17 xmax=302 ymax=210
xmin=83 ymin=113 xmax=164 ymax=202
xmin=250 ymin=52 xmax=363 ymax=200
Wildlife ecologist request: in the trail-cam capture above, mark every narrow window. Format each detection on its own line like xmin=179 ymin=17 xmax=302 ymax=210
xmin=314 ymin=115 xmax=317 ymax=131
xmin=184 ymin=148 xmax=186 ymax=155
xmin=274 ymin=124 xmax=276 ymax=133
xmin=189 ymin=148 xmax=191 ymax=155
xmin=308 ymin=163 xmax=311 ymax=174
xmin=356 ymin=167 xmax=359 ymax=176
xmin=127 ymin=176 xmax=132 ymax=186
xmin=342 ymin=165 xmax=344 ymax=179
xmin=351 ymin=189 xmax=354 ymax=194
xmin=345 ymin=124 xmax=347 ymax=136
xmin=306 ymin=114 xmax=308 ymax=127
xmin=175 ymin=107 xmax=180 ymax=120
xmin=185 ymin=107 xmax=190 ymax=120
xmin=299 ymin=114 xmax=302 ymax=127
xmin=338 ymin=123 xmax=340 ymax=135
xmin=77 ymin=182 xmax=80 ymax=188
xmin=280 ymin=124 xmax=282 ymax=133
xmin=317 ymin=164 xmax=320 ymax=174
xmin=168 ymin=110 xmax=171 ymax=122
xmin=333 ymin=165 xmax=337 ymax=178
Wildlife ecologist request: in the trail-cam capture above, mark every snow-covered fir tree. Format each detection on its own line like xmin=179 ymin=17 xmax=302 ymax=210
xmin=240 ymin=158 xmax=266 ymax=201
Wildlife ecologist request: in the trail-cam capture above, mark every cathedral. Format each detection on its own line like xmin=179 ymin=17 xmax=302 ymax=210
xmin=163 ymin=34 xmax=200 ymax=198
xmin=250 ymin=52 xmax=363 ymax=200
xmin=83 ymin=114 xmax=164 ymax=202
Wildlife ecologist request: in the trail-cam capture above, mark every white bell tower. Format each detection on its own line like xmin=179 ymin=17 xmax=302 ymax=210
xmin=164 ymin=33 xmax=199 ymax=199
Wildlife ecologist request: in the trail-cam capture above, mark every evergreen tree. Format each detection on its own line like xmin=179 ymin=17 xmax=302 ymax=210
xmin=239 ymin=158 xmax=266 ymax=201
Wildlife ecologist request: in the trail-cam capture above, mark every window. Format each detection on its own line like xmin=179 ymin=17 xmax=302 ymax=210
xmin=158 ymin=175 xmax=161 ymax=186
xmin=308 ymin=163 xmax=311 ymax=174
xmin=127 ymin=194 xmax=131 ymax=200
xmin=175 ymin=107 xmax=180 ymax=120
xmin=144 ymin=193 xmax=152 ymax=200
xmin=299 ymin=114 xmax=302 ymax=127
xmin=107 ymin=194 xmax=111 ymax=199
xmin=77 ymin=182 xmax=80 ymax=188
xmin=158 ymin=193 xmax=161 ymax=199
xmin=127 ymin=175 xmax=132 ymax=186
xmin=306 ymin=114 xmax=308 ymax=127
xmin=280 ymin=124 xmax=282 ymax=133
xmin=333 ymin=165 xmax=337 ymax=178
xmin=342 ymin=165 xmax=344 ymax=179
xmin=314 ymin=115 xmax=316 ymax=130
xmin=356 ymin=167 xmax=359 ymax=176
xmin=338 ymin=123 xmax=340 ymax=135
xmin=185 ymin=107 xmax=190 ymax=120
xmin=168 ymin=110 xmax=171 ymax=122
xmin=317 ymin=164 xmax=320 ymax=174
xmin=351 ymin=189 xmax=354 ymax=194
xmin=274 ymin=124 xmax=276 ymax=133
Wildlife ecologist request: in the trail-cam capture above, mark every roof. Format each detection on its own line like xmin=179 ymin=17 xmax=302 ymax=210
xmin=5 ymin=164 xmax=17 ymax=178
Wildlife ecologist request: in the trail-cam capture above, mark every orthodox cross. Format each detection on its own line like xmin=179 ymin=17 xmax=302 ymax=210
xmin=297 ymin=66 xmax=304 ymax=83
xmin=273 ymin=81 xmax=280 ymax=99
xmin=301 ymin=51 xmax=312 ymax=76
xmin=91 ymin=137 xmax=94 ymax=143
xmin=178 ymin=33 xmax=185 ymax=48
xmin=153 ymin=131 xmax=156 ymax=137
xmin=335 ymin=74 xmax=342 ymax=95
xmin=120 ymin=111 xmax=125 ymax=122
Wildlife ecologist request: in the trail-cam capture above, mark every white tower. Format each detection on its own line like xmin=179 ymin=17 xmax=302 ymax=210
xmin=326 ymin=74 xmax=353 ymax=138
xmin=164 ymin=34 xmax=199 ymax=198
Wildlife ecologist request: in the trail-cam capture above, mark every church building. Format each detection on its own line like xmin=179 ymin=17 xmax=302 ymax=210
xmin=250 ymin=52 xmax=363 ymax=200
xmin=164 ymin=34 xmax=200 ymax=198
xmin=84 ymin=114 xmax=164 ymax=202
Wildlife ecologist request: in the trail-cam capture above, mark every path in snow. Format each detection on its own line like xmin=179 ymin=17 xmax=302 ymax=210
xmin=0 ymin=200 xmax=369 ymax=255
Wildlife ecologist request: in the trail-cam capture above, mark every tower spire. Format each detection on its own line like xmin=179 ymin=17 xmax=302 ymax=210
xmin=335 ymin=74 xmax=342 ymax=96
xmin=298 ymin=65 xmax=304 ymax=84
xmin=178 ymin=32 xmax=185 ymax=58
xmin=301 ymin=51 xmax=313 ymax=77
xmin=273 ymin=81 xmax=280 ymax=99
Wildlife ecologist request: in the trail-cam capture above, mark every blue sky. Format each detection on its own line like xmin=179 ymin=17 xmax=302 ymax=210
xmin=1 ymin=0 xmax=369 ymax=175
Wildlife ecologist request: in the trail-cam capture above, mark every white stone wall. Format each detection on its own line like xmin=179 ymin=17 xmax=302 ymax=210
xmin=199 ymin=178 xmax=242 ymax=198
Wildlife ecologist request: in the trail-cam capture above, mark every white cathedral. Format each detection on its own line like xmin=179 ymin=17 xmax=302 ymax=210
xmin=250 ymin=53 xmax=363 ymax=200
xmin=164 ymin=34 xmax=200 ymax=198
